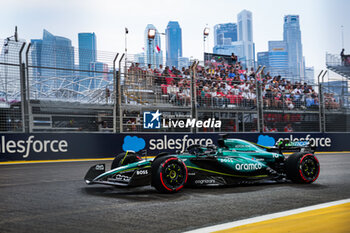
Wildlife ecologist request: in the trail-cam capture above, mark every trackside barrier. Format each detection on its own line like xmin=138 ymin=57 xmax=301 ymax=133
xmin=0 ymin=133 xmax=349 ymax=162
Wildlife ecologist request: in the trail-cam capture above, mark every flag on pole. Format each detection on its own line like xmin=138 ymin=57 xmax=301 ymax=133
xmin=156 ymin=45 xmax=161 ymax=52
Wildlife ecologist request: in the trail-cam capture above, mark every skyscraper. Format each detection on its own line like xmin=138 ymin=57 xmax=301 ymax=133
xmin=144 ymin=24 xmax=163 ymax=68
xmin=78 ymin=33 xmax=97 ymax=74
xmin=214 ymin=23 xmax=237 ymax=46
xmin=32 ymin=29 xmax=75 ymax=95
xmin=268 ymin=41 xmax=289 ymax=77
xmin=213 ymin=23 xmax=239 ymax=56
xmin=89 ymin=61 xmax=109 ymax=89
xmin=305 ymin=67 xmax=315 ymax=84
xmin=166 ymin=21 xmax=182 ymax=68
xmin=212 ymin=10 xmax=255 ymax=69
xmin=257 ymin=51 xmax=269 ymax=70
xmin=237 ymin=10 xmax=255 ymax=68
xmin=30 ymin=39 xmax=43 ymax=95
xmin=78 ymin=33 xmax=97 ymax=91
xmin=283 ymin=15 xmax=304 ymax=80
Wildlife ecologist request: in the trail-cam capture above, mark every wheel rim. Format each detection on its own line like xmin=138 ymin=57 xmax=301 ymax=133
xmin=161 ymin=160 xmax=186 ymax=190
xmin=300 ymin=155 xmax=319 ymax=181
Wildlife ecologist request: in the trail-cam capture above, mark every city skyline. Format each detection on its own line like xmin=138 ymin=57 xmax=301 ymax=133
xmin=1 ymin=0 xmax=349 ymax=74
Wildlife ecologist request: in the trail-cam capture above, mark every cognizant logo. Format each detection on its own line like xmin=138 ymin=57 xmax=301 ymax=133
xmin=0 ymin=136 xmax=68 ymax=158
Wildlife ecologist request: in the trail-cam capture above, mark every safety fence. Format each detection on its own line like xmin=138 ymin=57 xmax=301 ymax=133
xmin=0 ymin=40 xmax=349 ymax=133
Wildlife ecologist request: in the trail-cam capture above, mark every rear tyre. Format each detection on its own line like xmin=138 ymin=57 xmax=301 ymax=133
xmin=111 ymin=152 xmax=141 ymax=169
xmin=151 ymin=156 xmax=188 ymax=193
xmin=285 ymin=152 xmax=320 ymax=183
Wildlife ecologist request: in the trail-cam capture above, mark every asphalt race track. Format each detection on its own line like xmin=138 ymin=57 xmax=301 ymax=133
xmin=0 ymin=153 xmax=349 ymax=233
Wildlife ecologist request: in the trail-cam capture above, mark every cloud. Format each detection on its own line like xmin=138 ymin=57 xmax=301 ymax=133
xmin=257 ymin=135 xmax=275 ymax=147
xmin=122 ymin=136 xmax=146 ymax=152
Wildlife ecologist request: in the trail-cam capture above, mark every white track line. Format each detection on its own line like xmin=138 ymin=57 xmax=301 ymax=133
xmin=184 ymin=198 xmax=350 ymax=233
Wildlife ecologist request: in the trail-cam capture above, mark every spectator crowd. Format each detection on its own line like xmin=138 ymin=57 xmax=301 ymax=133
xmin=127 ymin=60 xmax=341 ymax=111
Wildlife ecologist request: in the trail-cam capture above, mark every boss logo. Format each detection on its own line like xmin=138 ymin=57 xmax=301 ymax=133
xmin=95 ymin=165 xmax=104 ymax=170
xmin=136 ymin=170 xmax=148 ymax=175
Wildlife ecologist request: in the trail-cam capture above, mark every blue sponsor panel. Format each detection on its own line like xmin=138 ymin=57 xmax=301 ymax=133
xmin=0 ymin=133 xmax=349 ymax=162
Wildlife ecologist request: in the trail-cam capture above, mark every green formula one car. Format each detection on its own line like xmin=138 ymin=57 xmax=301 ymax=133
xmin=84 ymin=136 xmax=320 ymax=193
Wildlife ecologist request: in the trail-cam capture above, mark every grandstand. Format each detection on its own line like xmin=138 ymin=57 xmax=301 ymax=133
xmin=0 ymin=39 xmax=349 ymax=133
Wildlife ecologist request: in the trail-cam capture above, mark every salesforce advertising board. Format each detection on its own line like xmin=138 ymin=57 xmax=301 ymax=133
xmin=0 ymin=132 xmax=349 ymax=162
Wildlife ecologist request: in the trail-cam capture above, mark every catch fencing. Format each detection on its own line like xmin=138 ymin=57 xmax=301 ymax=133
xmin=0 ymin=41 xmax=349 ymax=133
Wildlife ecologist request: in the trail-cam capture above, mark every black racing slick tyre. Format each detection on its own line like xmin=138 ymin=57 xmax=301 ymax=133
xmin=111 ymin=152 xmax=141 ymax=169
xmin=285 ymin=152 xmax=320 ymax=184
xmin=151 ymin=156 xmax=188 ymax=193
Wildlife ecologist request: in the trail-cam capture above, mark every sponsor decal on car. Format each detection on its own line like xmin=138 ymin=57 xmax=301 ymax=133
xmin=219 ymin=158 xmax=238 ymax=163
xmin=109 ymin=174 xmax=131 ymax=183
xmin=195 ymin=179 xmax=216 ymax=185
xmin=136 ymin=170 xmax=148 ymax=175
xmin=95 ymin=164 xmax=104 ymax=170
xmin=235 ymin=163 xmax=263 ymax=170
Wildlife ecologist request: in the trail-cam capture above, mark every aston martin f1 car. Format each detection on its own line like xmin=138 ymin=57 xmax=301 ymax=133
xmin=84 ymin=136 xmax=320 ymax=193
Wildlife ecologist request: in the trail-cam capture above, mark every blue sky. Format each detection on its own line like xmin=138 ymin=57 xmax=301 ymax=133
xmin=1 ymin=0 xmax=349 ymax=73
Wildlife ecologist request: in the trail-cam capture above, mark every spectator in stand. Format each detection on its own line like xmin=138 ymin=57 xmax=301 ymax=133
xmin=284 ymin=123 xmax=293 ymax=132
xmin=341 ymin=49 xmax=345 ymax=65
xmin=105 ymin=87 xmax=110 ymax=103
xmin=305 ymin=94 xmax=315 ymax=108
xmin=247 ymin=88 xmax=256 ymax=107
xmin=263 ymin=125 xmax=269 ymax=132
xmin=168 ymin=81 xmax=179 ymax=103
xmin=231 ymin=53 xmax=237 ymax=65
xmin=217 ymin=87 xmax=228 ymax=107
xmin=325 ymin=93 xmax=340 ymax=109
xmin=162 ymin=66 xmax=170 ymax=76
xmin=211 ymin=87 xmax=218 ymax=106
xmin=286 ymin=94 xmax=294 ymax=110
xmin=329 ymin=93 xmax=340 ymax=109
xmin=146 ymin=64 xmax=154 ymax=86
xmin=158 ymin=64 xmax=164 ymax=74
xmin=231 ymin=84 xmax=240 ymax=95
xmin=270 ymin=124 xmax=278 ymax=132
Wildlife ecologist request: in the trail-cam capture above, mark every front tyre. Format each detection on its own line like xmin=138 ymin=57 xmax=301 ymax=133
xmin=152 ymin=156 xmax=188 ymax=193
xmin=285 ymin=152 xmax=320 ymax=183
